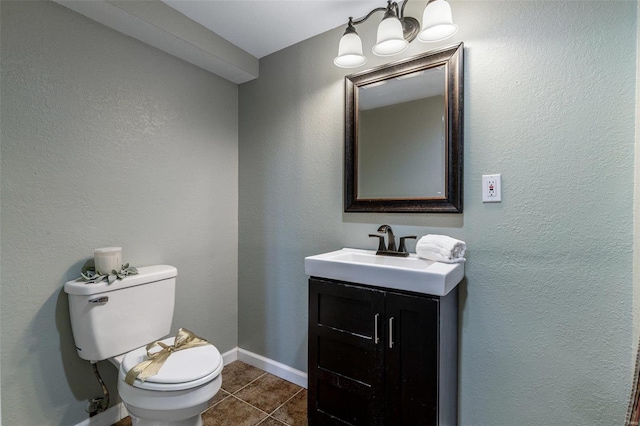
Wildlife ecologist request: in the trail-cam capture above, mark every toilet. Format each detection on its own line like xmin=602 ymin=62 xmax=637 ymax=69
xmin=64 ymin=265 xmax=223 ymax=426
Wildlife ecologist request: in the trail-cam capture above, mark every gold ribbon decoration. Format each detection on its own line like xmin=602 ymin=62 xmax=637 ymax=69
xmin=125 ymin=328 xmax=211 ymax=386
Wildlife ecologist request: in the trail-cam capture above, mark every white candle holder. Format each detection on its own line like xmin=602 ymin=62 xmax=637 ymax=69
xmin=94 ymin=247 xmax=122 ymax=274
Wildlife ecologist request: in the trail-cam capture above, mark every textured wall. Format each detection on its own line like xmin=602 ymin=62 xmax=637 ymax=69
xmin=239 ymin=1 xmax=637 ymax=424
xmin=634 ymin=0 xmax=640 ymax=358
xmin=0 ymin=2 xmax=238 ymax=424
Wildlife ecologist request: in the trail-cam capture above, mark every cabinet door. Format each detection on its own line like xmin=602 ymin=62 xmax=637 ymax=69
xmin=385 ymin=292 xmax=439 ymax=425
xmin=309 ymin=278 xmax=386 ymax=425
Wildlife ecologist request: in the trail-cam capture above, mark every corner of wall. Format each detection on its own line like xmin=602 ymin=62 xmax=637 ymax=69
xmin=633 ymin=0 xmax=640 ymax=358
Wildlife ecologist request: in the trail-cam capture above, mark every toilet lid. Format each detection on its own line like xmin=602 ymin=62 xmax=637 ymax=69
xmin=122 ymin=336 xmax=222 ymax=385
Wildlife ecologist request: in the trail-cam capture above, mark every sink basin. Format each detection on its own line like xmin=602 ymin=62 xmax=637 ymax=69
xmin=304 ymin=248 xmax=464 ymax=296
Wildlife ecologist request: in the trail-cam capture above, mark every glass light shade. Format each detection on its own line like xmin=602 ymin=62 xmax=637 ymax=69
xmin=418 ymin=0 xmax=458 ymax=42
xmin=372 ymin=16 xmax=408 ymax=56
xmin=334 ymin=32 xmax=367 ymax=68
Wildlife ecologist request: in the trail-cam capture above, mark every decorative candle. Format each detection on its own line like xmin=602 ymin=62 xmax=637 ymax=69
xmin=94 ymin=247 xmax=122 ymax=274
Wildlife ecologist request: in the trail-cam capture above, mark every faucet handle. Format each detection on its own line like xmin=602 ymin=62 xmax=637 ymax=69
xmin=369 ymin=234 xmax=386 ymax=252
xmin=398 ymin=236 xmax=417 ymax=253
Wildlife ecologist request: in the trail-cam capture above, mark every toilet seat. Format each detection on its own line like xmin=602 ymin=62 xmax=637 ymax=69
xmin=119 ymin=336 xmax=223 ymax=392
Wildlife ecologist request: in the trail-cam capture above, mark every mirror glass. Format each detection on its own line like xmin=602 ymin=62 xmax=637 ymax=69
xmin=345 ymin=43 xmax=463 ymax=213
xmin=358 ymin=66 xmax=446 ymax=199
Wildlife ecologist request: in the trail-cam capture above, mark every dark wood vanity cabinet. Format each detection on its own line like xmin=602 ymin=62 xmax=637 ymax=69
xmin=308 ymin=277 xmax=458 ymax=426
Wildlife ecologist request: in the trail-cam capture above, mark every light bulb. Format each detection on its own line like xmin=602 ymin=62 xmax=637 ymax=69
xmin=373 ymin=14 xmax=408 ymax=56
xmin=419 ymin=0 xmax=458 ymax=42
xmin=334 ymin=26 xmax=367 ymax=68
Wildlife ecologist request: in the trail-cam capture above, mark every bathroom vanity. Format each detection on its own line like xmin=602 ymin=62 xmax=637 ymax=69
xmin=305 ymin=249 xmax=463 ymax=426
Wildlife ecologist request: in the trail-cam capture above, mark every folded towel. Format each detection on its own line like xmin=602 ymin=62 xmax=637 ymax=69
xmin=416 ymin=234 xmax=466 ymax=263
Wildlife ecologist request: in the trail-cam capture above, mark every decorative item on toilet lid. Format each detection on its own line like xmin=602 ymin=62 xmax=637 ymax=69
xmin=123 ymin=328 xmax=221 ymax=386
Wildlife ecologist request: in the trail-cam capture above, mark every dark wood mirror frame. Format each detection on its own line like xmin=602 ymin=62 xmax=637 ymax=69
xmin=344 ymin=43 xmax=464 ymax=213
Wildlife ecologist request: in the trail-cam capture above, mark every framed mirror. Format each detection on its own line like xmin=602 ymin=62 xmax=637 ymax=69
xmin=344 ymin=43 xmax=463 ymax=213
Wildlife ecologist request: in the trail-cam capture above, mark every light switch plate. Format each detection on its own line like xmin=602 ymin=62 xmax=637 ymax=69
xmin=482 ymin=174 xmax=501 ymax=202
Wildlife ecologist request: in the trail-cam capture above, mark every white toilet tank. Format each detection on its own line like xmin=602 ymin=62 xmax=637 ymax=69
xmin=64 ymin=265 xmax=177 ymax=363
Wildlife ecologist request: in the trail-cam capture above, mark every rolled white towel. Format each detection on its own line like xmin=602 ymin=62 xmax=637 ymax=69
xmin=416 ymin=234 xmax=466 ymax=263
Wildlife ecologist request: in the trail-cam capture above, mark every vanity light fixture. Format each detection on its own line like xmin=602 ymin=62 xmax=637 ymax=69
xmin=334 ymin=0 xmax=458 ymax=68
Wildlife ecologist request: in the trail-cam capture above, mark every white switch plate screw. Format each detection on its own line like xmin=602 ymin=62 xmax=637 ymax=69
xmin=482 ymin=174 xmax=501 ymax=202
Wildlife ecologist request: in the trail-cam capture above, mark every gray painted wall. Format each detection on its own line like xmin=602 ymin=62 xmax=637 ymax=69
xmin=239 ymin=1 xmax=637 ymax=424
xmin=634 ymin=0 xmax=640 ymax=357
xmin=1 ymin=2 xmax=238 ymax=424
xmin=1 ymin=1 xmax=637 ymax=425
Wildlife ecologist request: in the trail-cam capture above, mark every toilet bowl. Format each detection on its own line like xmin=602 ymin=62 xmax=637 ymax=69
xmin=64 ymin=265 xmax=223 ymax=426
xmin=113 ymin=337 xmax=224 ymax=426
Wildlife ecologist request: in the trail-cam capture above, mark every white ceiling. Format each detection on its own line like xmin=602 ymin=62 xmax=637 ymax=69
xmin=161 ymin=0 xmax=379 ymax=58
xmin=54 ymin=0 xmax=387 ymax=83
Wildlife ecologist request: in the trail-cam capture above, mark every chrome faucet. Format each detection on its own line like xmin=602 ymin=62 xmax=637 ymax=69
xmin=369 ymin=225 xmax=416 ymax=257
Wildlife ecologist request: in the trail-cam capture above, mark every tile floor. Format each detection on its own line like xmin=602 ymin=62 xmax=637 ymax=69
xmin=113 ymin=361 xmax=308 ymax=426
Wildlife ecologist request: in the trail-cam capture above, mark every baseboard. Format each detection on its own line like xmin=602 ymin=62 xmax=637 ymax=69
xmin=75 ymin=402 xmax=128 ymax=426
xmin=236 ymin=348 xmax=308 ymax=389
xmin=221 ymin=347 xmax=238 ymax=365
xmin=75 ymin=347 xmax=306 ymax=426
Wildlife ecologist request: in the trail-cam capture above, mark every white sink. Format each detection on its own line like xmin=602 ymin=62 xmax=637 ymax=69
xmin=304 ymin=248 xmax=464 ymax=296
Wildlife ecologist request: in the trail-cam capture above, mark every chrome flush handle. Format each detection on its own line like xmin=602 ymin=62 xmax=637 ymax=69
xmin=88 ymin=296 xmax=109 ymax=305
